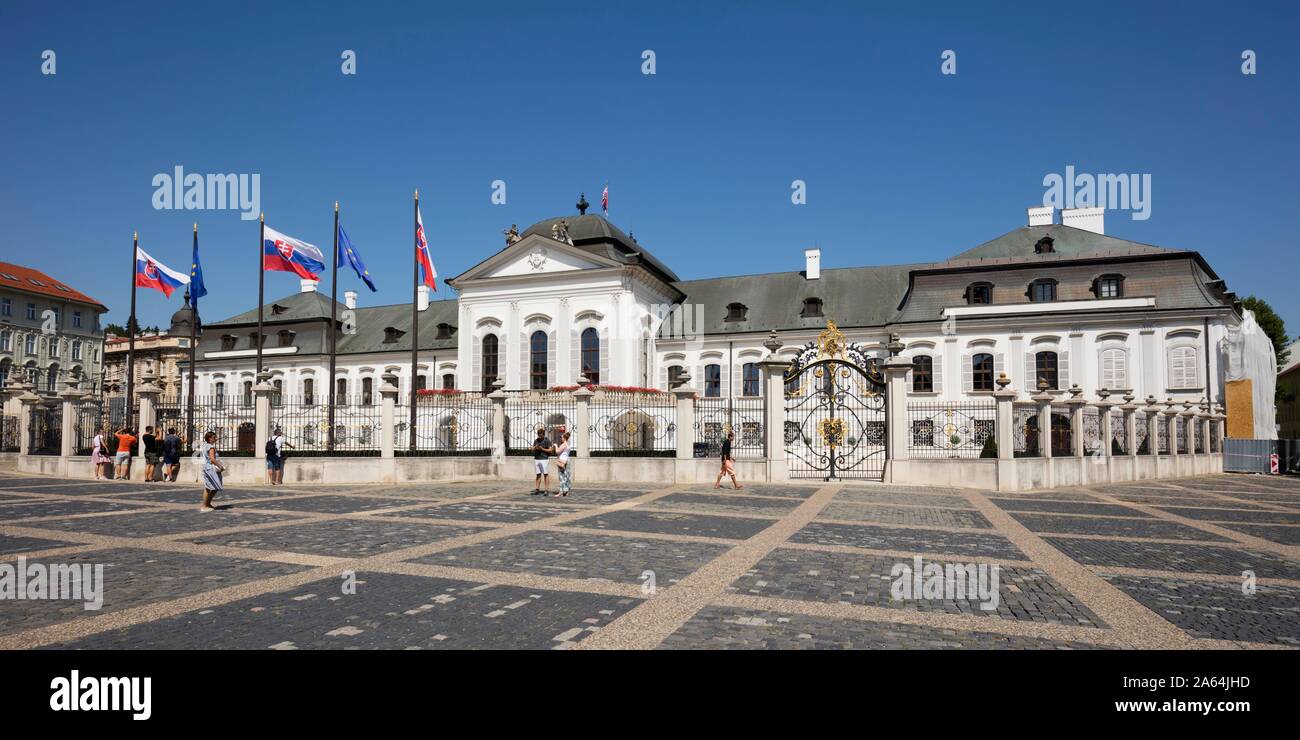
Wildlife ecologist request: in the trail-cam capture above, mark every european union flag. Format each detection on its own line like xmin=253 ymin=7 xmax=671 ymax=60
xmin=190 ymin=230 xmax=207 ymax=307
xmin=337 ymin=223 xmax=377 ymax=292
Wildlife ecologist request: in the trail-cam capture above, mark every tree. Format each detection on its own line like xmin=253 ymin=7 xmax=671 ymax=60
xmin=1241 ymin=296 xmax=1290 ymax=371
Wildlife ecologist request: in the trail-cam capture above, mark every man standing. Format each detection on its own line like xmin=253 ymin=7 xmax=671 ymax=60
xmin=266 ymin=426 xmax=295 ymax=486
xmin=161 ymin=427 xmax=183 ymax=482
xmin=530 ymin=427 xmax=555 ymax=495
xmin=141 ymin=426 xmax=160 ymax=482
xmin=113 ymin=427 xmax=137 ymax=481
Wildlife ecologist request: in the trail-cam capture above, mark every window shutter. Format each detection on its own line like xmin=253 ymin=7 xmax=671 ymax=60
xmin=547 ymin=330 xmax=556 ymax=388
xmin=1116 ymin=349 xmax=1128 ymax=389
xmin=519 ymin=334 xmax=528 ymax=390
xmin=907 ymin=355 xmax=916 ymax=392
xmin=599 ymin=332 xmax=609 ymax=384
xmin=962 ymin=354 xmax=973 ymax=393
xmin=734 ymin=363 xmax=744 ymax=396
xmin=1059 ymin=350 xmax=1070 ymax=388
xmin=932 ymin=354 xmax=944 ymax=394
xmin=993 ymin=353 xmax=1005 ymax=384
xmin=720 ymin=362 xmax=730 ymax=398
xmin=570 ymin=329 xmax=580 ymax=382
xmin=471 ymin=336 xmax=481 ymax=389
xmin=1024 ymin=354 xmax=1037 ymax=391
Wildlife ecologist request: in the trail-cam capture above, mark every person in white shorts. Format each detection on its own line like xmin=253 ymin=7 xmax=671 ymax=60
xmin=530 ymin=427 xmax=555 ymax=495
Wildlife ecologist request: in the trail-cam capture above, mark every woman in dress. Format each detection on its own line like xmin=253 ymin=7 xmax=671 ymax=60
xmin=713 ymin=430 xmax=742 ymax=489
xmin=554 ymin=431 xmax=572 ymax=497
xmin=198 ymin=431 xmax=225 ymax=512
xmin=90 ymin=425 xmax=111 ymax=480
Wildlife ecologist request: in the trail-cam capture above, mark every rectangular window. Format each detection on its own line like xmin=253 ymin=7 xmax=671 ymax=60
xmin=742 ymin=363 xmax=760 ymax=396
xmin=972 ymin=353 xmax=994 ymax=391
xmin=26 ymin=303 xmax=37 ymax=320
xmin=969 ymin=285 xmax=991 ymax=305
xmin=912 ymin=355 xmax=934 ymax=392
xmin=1 ymin=298 xmax=10 ymax=316
xmin=72 ymin=311 xmax=82 ymax=328
xmin=1031 ymin=282 xmax=1056 ymax=302
xmin=1098 ymin=278 xmax=1121 ymax=298
xmin=704 ymin=364 xmax=721 ymax=398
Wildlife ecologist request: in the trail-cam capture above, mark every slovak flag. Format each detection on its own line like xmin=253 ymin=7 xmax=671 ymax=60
xmin=601 ymin=184 xmax=608 ymax=215
xmin=263 ymin=225 xmax=326 ymax=280
xmin=416 ymin=207 xmax=437 ymax=291
xmin=134 ymin=247 xmax=189 ymax=298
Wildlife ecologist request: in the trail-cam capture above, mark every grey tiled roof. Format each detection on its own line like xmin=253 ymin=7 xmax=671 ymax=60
xmin=520 ymin=214 xmax=680 ymax=283
xmin=941 ymin=224 xmax=1182 ymax=266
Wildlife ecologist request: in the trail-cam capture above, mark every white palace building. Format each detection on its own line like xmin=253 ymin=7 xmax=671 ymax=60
xmin=60 ymin=197 xmax=1238 ymax=491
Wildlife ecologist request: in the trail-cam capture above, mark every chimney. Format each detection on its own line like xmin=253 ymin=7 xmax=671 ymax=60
xmin=344 ymin=290 xmax=357 ymax=310
xmin=1027 ymin=206 xmax=1054 ymax=227
xmin=1061 ymin=207 xmax=1104 ymax=235
xmin=417 ymin=285 xmax=430 ymax=312
xmin=804 ymin=248 xmax=821 ymax=280
xmin=300 ymin=278 xmax=319 ymax=293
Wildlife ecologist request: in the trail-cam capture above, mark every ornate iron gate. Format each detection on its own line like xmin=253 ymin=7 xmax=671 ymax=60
xmin=784 ymin=321 xmax=887 ymax=480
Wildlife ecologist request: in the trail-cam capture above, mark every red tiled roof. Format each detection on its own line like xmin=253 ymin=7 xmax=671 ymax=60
xmin=0 ymin=261 xmax=107 ymax=311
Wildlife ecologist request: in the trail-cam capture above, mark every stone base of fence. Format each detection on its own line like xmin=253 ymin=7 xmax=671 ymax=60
xmin=886 ymin=452 xmax=1223 ymax=491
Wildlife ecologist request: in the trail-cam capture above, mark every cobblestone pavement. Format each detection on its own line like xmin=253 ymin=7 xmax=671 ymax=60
xmin=1 ymin=472 xmax=1298 ymax=649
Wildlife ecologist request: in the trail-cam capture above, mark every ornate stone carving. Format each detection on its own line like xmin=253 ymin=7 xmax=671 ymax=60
xmin=551 ymin=219 xmax=572 ymax=245
xmin=503 ymin=224 xmax=520 ymax=245
xmin=527 ymin=246 xmax=548 ymax=271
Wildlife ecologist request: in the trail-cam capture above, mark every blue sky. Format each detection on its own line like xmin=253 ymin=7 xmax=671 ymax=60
xmin=2 ymin=0 xmax=1297 ymax=336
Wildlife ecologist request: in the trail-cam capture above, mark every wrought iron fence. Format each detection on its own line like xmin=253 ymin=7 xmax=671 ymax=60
xmin=1 ymin=414 xmax=18 ymax=452
xmin=696 ymin=396 xmax=765 ymax=458
xmin=1050 ymin=410 xmax=1073 ymax=456
xmin=1013 ymin=405 xmax=1040 ymax=458
xmin=504 ymin=391 xmax=575 ymax=455
xmin=74 ymin=401 xmax=105 ymax=455
xmin=1110 ymin=412 xmax=1128 ymax=455
xmin=906 ymin=401 xmax=996 ymax=458
xmin=589 ymin=390 xmax=676 ymax=457
xmin=396 ymin=391 xmax=493 ymax=456
xmin=1210 ymin=421 xmax=1222 ymax=453
xmin=28 ymin=403 xmax=61 ymax=454
xmin=1134 ymin=413 xmax=1151 ymax=455
xmin=1194 ymin=417 xmax=1205 ymax=453
xmin=271 ymin=395 xmax=381 ymax=456
xmin=1082 ymin=408 xmax=1102 ymax=457
xmin=1157 ymin=415 xmax=1170 ymax=454
xmin=1177 ymin=417 xmax=1190 ymax=454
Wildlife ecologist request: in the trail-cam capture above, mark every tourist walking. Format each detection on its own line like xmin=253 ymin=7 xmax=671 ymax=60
xmin=90 ymin=425 xmax=111 ymax=480
xmin=713 ymin=430 xmax=742 ymax=489
xmin=199 ymin=431 xmax=225 ymax=512
xmin=142 ymin=426 xmax=160 ymax=482
xmin=555 ymin=430 xmax=572 ymax=497
xmin=530 ymin=427 xmax=555 ymax=495
xmin=161 ymin=427 xmax=183 ymax=482
xmin=113 ymin=426 xmax=137 ymax=480
xmin=265 ymin=426 xmax=294 ymax=485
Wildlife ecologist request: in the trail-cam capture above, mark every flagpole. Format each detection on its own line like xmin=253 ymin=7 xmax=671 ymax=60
xmin=257 ymin=213 xmax=265 ymax=379
xmin=186 ymin=223 xmax=198 ymax=452
xmin=126 ymin=231 xmax=138 ymax=431
xmin=410 ymin=189 xmax=419 ymax=452
xmin=328 ymin=201 xmax=339 ymax=452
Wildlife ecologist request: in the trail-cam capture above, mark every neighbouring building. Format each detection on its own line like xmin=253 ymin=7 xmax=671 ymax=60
xmin=1275 ymin=338 xmax=1300 ymax=439
xmin=103 ymin=331 xmax=193 ymax=402
xmin=0 ymin=261 xmax=107 ymax=409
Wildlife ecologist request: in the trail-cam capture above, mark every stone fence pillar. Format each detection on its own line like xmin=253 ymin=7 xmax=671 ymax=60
xmin=488 ymin=381 xmax=506 ymax=464
xmin=253 ymin=372 xmax=274 ymax=460
xmin=1120 ymin=393 xmax=1138 ymax=458
xmin=573 ymin=386 xmax=593 ymax=460
xmin=993 ymin=380 xmax=1015 ymax=461
xmin=58 ymin=380 xmax=82 ymax=458
xmin=379 ymin=372 xmax=398 ymax=459
xmin=136 ymin=374 xmax=162 ymax=458
xmin=1032 ymin=389 xmax=1053 ymax=459
xmin=759 ymin=360 xmax=789 ymax=480
xmin=882 ymin=356 xmax=911 ymax=461
xmin=1064 ymin=386 xmax=1086 ymax=458
xmin=17 ymin=387 xmax=41 ymax=456
xmin=1144 ymin=396 xmax=1163 ymax=460
xmin=1165 ymin=399 xmax=1181 ymax=459
xmin=1097 ymin=391 xmax=1117 ymax=459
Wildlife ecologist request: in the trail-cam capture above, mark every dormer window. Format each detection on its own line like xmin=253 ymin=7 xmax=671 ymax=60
xmin=270 ymin=303 xmax=288 ymax=315
xmin=277 ymin=330 xmax=296 ymax=347
xmin=725 ymin=303 xmax=748 ymax=322
xmin=1034 ymin=236 xmax=1055 ymax=254
xmin=436 ymin=323 xmax=456 ymax=340
xmin=965 ymin=282 xmax=993 ymax=305
xmin=248 ymin=332 xmax=264 ymax=348
xmin=383 ymin=327 xmax=405 ymax=343
xmin=800 ymin=297 xmax=823 ymax=318
xmin=1093 ymin=274 xmax=1124 ymax=299
xmin=1027 ymin=278 xmax=1057 ymax=303
xmin=220 ymin=334 xmax=236 ymax=351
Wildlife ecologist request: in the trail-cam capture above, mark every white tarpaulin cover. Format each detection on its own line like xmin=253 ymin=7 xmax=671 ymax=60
xmin=1220 ymin=309 xmax=1278 ymax=440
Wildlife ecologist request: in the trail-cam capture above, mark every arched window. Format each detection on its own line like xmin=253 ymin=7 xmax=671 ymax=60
xmin=965 ymin=283 xmax=993 ymax=305
xmin=581 ymin=327 xmax=600 ymax=385
xmin=704 ymin=364 xmax=721 ymax=398
xmin=414 ymin=374 xmax=427 ymax=391
xmin=336 ymin=377 xmax=348 ymax=402
xmin=481 ymin=334 xmax=499 ymax=391
xmin=1168 ymin=346 xmax=1199 ymax=389
xmin=1035 ymin=351 xmax=1059 ymax=390
xmin=46 ymin=364 xmax=59 ymax=392
xmin=1028 ymin=279 xmax=1057 ymax=302
xmin=242 ymin=380 xmax=253 ymax=407
xmin=529 ymin=330 xmax=548 ymax=390
xmin=972 ymin=353 xmax=994 ymax=391
xmin=214 ymin=382 xmax=226 ymax=407
xmin=1099 ymin=348 xmax=1127 ymax=390
xmin=362 ymin=377 xmax=374 ymax=405
xmin=302 ymin=378 xmax=315 ymax=405
xmin=1093 ymin=274 xmax=1124 ymax=298
xmin=272 ymin=379 xmax=283 ymax=406
xmin=742 ymin=363 xmax=760 ymax=396
xmin=442 ymin=373 xmax=456 ymax=390
xmin=725 ymin=303 xmax=747 ymax=322
xmin=0 ymin=330 xmax=9 ymax=352
xmin=912 ymin=355 xmax=934 ymax=392
xmin=801 ymin=297 xmax=823 ymax=318
xmin=667 ymin=365 xmax=684 ymax=388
